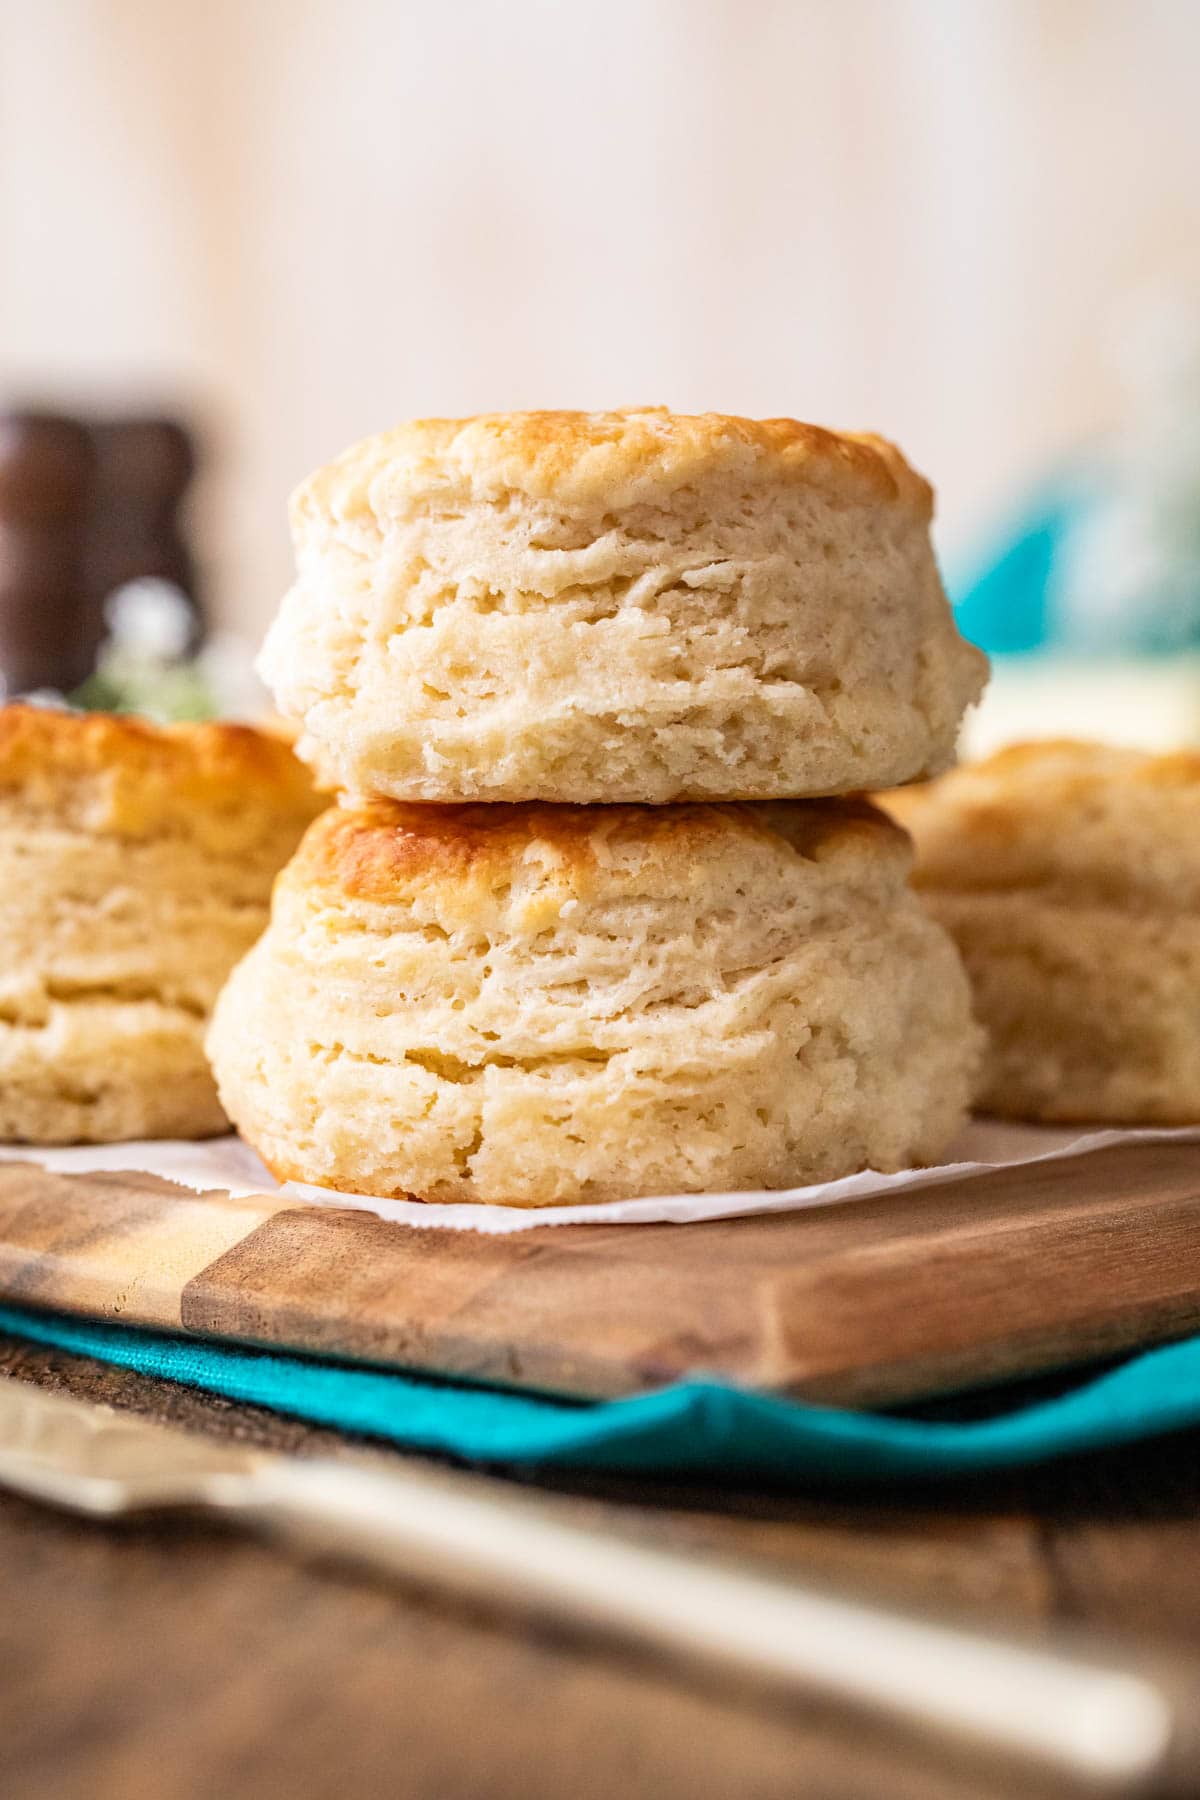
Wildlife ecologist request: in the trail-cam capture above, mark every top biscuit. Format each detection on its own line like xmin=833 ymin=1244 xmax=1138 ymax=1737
xmin=262 ymin=408 xmax=987 ymax=805
xmin=885 ymin=739 xmax=1200 ymax=909
xmin=288 ymin=408 xmax=936 ymax=525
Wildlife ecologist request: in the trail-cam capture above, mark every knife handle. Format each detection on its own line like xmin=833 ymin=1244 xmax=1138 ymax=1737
xmin=229 ymin=1456 xmax=1198 ymax=1795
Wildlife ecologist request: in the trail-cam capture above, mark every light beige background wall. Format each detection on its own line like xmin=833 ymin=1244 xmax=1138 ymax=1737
xmin=3 ymin=0 xmax=1199 ymax=634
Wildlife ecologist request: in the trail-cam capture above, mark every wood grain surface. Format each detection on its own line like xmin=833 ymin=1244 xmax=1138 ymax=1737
xmin=0 ymin=1137 xmax=1198 ymax=1405
xmin=5 ymin=1333 xmax=1200 ymax=1800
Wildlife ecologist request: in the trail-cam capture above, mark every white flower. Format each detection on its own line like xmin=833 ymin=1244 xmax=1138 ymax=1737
xmin=104 ymin=580 xmax=194 ymax=662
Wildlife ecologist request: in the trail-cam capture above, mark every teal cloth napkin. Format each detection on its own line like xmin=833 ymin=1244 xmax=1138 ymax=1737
xmin=4 ymin=1304 xmax=1200 ymax=1484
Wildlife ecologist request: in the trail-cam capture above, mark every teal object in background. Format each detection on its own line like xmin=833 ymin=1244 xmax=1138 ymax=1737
xmin=951 ymin=455 xmax=1200 ymax=656
xmin=951 ymin=493 xmax=1073 ymax=656
xmin=3 ymin=1304 xmax=1199 ymax=1484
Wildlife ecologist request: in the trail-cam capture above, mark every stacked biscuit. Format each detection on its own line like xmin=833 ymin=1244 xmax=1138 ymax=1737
xmin=210 ymin=409 xmax=988 ymax=1207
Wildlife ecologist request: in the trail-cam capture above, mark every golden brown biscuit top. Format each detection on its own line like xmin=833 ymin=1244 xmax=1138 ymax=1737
xmin=885 ymin=739 xmax=1200 ymax=907
xmin=289 ymin=795 xmax=910 ymax=909
xmin=290 ymin=407 xmax=934 ymax=533
xmin=0 ymin=704 xmax=323 ymax=845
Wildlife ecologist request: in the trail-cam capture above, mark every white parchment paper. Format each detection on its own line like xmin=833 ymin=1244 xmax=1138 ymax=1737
xmin=0 ymin=1121 xmax=1196 ymax=1234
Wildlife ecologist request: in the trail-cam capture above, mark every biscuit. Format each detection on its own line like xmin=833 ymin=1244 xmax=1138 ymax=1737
xmin=884 ymin=741 xmax=1200 ymax=1122
xmin=0 ymin=704 xmax=324 ymax=1142
xmin=260 ymin=409 xmax=987 ymax=803
xmin=208 ymin=796 xmax=981 ymax=1206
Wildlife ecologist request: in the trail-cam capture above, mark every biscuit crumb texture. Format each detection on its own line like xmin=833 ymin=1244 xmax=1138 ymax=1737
xmin=262 ymin=409 xmax=987 ymax=803
xmin=0 ymin=706 xmax=323 ymax=1142
xmin=884 ymin=741 xmax=1200 ymax=1122
xmin=209 ymin=797 xmax=982 ymax=1206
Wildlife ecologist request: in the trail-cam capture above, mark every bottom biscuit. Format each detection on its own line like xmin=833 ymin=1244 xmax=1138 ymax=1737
xmin=209 ymin=797 xmax=983 ymax=1206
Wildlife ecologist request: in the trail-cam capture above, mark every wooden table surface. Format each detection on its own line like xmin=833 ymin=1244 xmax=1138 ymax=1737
xmin=4 ymin=1332 xmax=1200 ymax=1800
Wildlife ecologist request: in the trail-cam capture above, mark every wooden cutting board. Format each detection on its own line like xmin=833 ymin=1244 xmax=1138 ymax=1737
xmin=0 ymin=1140 xmax=1198 ymax=1409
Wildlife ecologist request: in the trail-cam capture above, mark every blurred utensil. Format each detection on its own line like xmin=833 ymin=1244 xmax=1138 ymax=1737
xmin=0 ymin=1371 xmax=1195 ymax=1795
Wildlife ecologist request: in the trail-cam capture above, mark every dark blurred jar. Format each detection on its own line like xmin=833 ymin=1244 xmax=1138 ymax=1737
xmin=0 ymin=412 xmax=98 ymax=695
xmin=84 ymin=417 xmax=204 ymax=653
